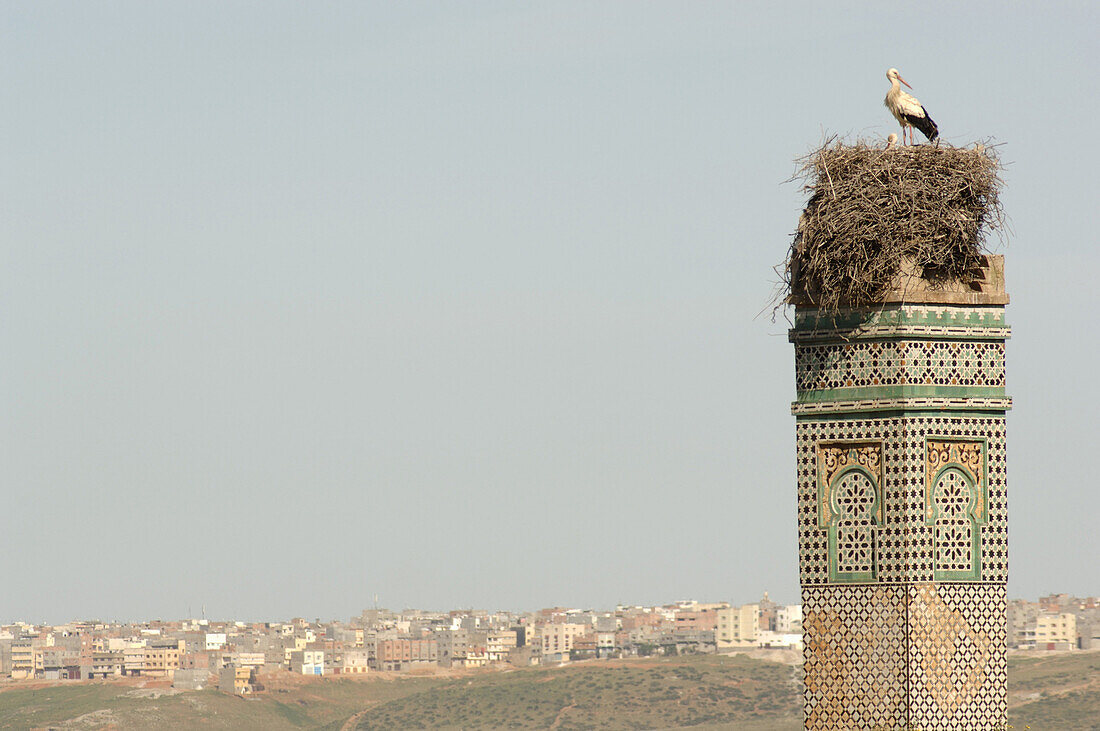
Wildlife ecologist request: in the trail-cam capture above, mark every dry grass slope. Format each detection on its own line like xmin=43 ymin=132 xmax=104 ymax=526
xmin=1007 ymin=650 xmax=1100 ymax=730
xmin=354 ymin=655 xmax=801 ymax=731
xmin=1 ymin=651 xmax=1097 ymax=730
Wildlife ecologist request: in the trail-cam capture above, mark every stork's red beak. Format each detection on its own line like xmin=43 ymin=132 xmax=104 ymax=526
xmin=899 ymin=75 xmax=913 ymax=89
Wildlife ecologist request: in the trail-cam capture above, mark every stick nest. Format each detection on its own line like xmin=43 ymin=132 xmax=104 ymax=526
xmin=783 ymin=138 xmax=1005 ymax=311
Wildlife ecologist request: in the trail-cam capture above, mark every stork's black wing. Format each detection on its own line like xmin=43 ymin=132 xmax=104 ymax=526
xmin=904 ymin=107 xmax=939 ymax=141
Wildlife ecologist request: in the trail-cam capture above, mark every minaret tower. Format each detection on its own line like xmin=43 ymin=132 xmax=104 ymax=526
xmin=791 ymin=258 xmax=1009 ymax=730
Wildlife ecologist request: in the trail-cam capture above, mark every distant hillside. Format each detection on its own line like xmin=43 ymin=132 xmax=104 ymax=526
xmin=353 ymin=655 xmax=801 ymax=731
xmin=0 ymin=650 xmax=1096 ymax=730
xmin=1007 ymin=650 xmax=1100 ymax=730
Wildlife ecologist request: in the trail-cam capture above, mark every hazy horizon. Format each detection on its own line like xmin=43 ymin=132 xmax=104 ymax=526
xmin=3 ymin=1 xmax=1098 ymax=625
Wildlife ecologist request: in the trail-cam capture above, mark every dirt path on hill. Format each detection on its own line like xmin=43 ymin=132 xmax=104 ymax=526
xmin=340 ymin=707 xmax=370 ymax=731
xmin=548 ymin=701 xmax=577 ymax=729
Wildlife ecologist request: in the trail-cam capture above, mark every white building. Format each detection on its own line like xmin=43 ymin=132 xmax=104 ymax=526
xmin=756 ymin=631 xmax=803 ymax=651
xmin=289 ymin=650 xmax=324 ymax=675
xmin=776 ymin=605 xmax=803 ymax=634
xmin=334 ymin=648 xmax=371 ymax=674
xmin=228 ymin=651 xmax=265 ymax=669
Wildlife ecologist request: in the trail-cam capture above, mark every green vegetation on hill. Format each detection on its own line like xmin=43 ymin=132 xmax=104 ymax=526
xmin=0 ymin=678 xmax=436 ymax=730
xmin=1007 ymin=652 xmax=1100 ymax=731
xmin=0 ymin=651 xmax=1097 ymax=730
xmin=355 ymin=655 xmax=801 ymax=731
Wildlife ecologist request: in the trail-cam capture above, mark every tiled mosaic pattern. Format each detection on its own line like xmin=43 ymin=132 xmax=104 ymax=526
xmin=794 ymin=304 xmax=1009 ymax=335
xmin=802 ymin=585 xmax=907 ymax=730
xmin=926 ymin=440 xmax=987 ymax=580
xmin=817 ymin=443 xmax=883 ymax=582
xmin=794 ymin=340 xmax=1005 ymax=392
xmin=790 ymin=395 xmax=1012 ymax=416
xmin=794 ymin=303 xmax=1009 ymax=730
xmin=802 ymin=583 xmax=1007 ymax=731
xmin=932 ymin=470 xmax=976 ymax=572
xmin=908 ymin=583 xmax=1007 ymax=729
xmin=797 ymin=415 xmax=1007 ymax=585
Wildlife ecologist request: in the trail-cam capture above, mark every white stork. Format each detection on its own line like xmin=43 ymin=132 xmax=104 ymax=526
xmin=884 ymin=68 xmax=939 ymax=144
xmin=886 ymin=133 xmax=898 ymax=149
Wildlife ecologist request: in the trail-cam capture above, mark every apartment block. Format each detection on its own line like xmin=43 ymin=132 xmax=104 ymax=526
xmin=143 ymin=639 xmax=185 ymax=678
xmin=486 ymin=630 xmax=517 ymax=662
xmin=716 ymin=604 xmax=759 ymax=650
xmin=374 ymin=639 xmax=437 ymax=671
xmin=539 ymin=623 xmax=588 ymax=662
xmin=1036 ymin=613 xmax=1077 ymax=651
xmin=10 ymin=641 xmax=34 ymax=680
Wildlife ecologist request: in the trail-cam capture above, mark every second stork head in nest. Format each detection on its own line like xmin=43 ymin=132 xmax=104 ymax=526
xmin=885 ymin=68 xmax=939 ymax=145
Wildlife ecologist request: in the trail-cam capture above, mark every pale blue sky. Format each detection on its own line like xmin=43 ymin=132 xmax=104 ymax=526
xmin=2 ymin=2 xmax=1096 ymax=623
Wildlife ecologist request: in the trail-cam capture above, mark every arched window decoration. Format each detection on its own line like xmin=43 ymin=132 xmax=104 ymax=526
xmin=926 ymin=440 xmax=987 ymax=581
xmin=933 ymin=468 xmax=976 ymax=574
xmin=832 ymin=468 xmax=878 ymax=578
xmin=818 ymin=443 xmax=883 ymax=583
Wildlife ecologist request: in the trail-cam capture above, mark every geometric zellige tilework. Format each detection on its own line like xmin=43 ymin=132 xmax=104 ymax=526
xmin=794 ymin=302 xmax=1009 ymax=731
xmin=932 ymin=469 xmax=977 ymax=572
xmin=793 ymin=303 xmax=1008 ymax=335
xmin=926 ymin=440 xmax=988 ymax=581
xmin=832 ymin=469 xmax=877 ymax=575
xmin=802 ymin=583 xmax=1008 ymax=731
xmin=795 ymin=339 xmax=1005 ymax=391
xmin=802 ymin=585 xmax=908 ymax=730
xmin=798 ymin=421 xmax=905 ymax=585
xmin=818 ymin=442 xmax=884 ymax=582
xmin=796 ymin=415 xmax=1007 ymax=585
xmin=908 ymin=583 xmax=1007 ymax=730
